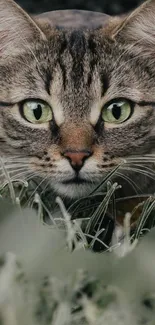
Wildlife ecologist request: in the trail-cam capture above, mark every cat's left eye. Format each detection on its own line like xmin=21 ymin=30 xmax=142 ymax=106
xmin=102 ymin=100 xmax=132 ymax=124
xmin=21 ymin=100 xmax=52 ymax=124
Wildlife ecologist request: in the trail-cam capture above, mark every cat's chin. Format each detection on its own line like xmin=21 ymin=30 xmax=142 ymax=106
xmin=52 ymin=182 xmax=96 ymax=199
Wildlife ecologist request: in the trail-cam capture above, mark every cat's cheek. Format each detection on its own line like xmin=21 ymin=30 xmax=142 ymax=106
xmin=92 ymin=145 xmax=104 ymax=158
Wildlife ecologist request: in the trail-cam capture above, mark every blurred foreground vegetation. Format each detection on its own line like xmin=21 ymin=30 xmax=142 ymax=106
xmin=0 ymin=170 xmax=155 ymax=324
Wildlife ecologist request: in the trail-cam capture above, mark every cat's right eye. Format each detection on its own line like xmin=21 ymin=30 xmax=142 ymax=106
xmin=20 ymin=100 xmax=52 ymax=124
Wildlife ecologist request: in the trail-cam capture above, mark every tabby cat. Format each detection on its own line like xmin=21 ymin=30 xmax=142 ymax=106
xmin=0 ymin=0 xmax=155 ymax=200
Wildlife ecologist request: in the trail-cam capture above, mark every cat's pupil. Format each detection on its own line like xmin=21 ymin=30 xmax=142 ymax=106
xmin=112 ymin=104 xmax=121 ymax=120
xmin=33 ymin=104 xmax=42 ymax=120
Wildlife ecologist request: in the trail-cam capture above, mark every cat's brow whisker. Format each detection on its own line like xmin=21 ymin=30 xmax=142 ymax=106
xmin=114 ymin=40 xmax=141 ymax=67
xmin=11 ymin=27 xmax=45 ymax=79
xmin=26 ymin=44 xmax=46 ymax=80
xmin=14 ymin=59 xmax=38 ymax=72
xmin=113 ymin=35 xmax=151 ymax=76
xmin=113 ymin=51 xmax=149 ymax=78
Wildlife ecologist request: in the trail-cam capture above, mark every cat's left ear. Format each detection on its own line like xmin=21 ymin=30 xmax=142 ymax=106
xmin=112 ymin=0 xmax=155 ymax=47
xmin=0 ymin=0 xmax=46 ymax=57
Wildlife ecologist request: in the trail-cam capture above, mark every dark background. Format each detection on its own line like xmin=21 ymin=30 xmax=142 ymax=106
xmin=16 ymin=0 xmax=145 ymax=15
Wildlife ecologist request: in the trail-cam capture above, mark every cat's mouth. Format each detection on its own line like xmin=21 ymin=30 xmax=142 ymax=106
xmin=62 ymin=176 xmax=91 ymax=185
xmin=54 ymin=175 xmax=98 ymax=198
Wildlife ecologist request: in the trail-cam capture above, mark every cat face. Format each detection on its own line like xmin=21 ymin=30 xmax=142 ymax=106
xmin=1 ymin=0 xmax=155 ymax=198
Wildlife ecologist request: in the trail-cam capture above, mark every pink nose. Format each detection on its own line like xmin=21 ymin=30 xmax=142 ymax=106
xmin=63 ymin=150 xmax=92 ymax=171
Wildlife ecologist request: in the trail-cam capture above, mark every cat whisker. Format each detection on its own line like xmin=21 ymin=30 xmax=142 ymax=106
xmin=24 ymin=174 xmax=50 ymax=206
xmin=0 ymin=169 xmax=30 ymax=181
xmin=86 ymin=182 xmax=117 ymax=234
xmin=120 ymin=166 xmax=155 ymax=181
xmin=21 ymin=171 xmax=45 ymax=183
xmin=40 ymin=175 xmax=53 ymax=195
xmin=125 ymin=160 xmax=155 ymax=165
xmin=1 ymin=156 xmax=29 ymax=160
xmin=3 ymin=159 xmax=30 ymax=164
xmin=125 ymin=163 xmax=155 ymax=175
xmin=1 ymin=154 xmax=26 ymax=159
xmin=125 ymin=155 xmax=155 ymax=163
xmin=8 ymin=169 xmax=34 ymax=180
xmin=125 ymin=159 xmax=155 ymax=162
xmin=126 ymin=155 xmax=155 ymax=159
xmin=121 ymin=165 xmax=155 ymax=176
xmin=115 ymin=171 xmax=142 ymax=195
xmin=1 ymin=158 xmax=31 ymax=164
xmin=0 ymin=164 xmax=28 ymax=170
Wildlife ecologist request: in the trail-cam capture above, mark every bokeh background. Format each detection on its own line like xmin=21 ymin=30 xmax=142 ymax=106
xmin=16 ymin=0 xmax=145 ymax=15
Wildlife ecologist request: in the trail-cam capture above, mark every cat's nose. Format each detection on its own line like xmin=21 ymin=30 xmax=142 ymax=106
xmin=62 ymin=150 xmax=92 ymax=172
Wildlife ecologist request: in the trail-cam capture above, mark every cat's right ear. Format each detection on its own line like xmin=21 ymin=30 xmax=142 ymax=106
xmin=0 ymin=0 xmax=46 ymax=58
xmin=112 ymin=0 xmax=155 ymax=49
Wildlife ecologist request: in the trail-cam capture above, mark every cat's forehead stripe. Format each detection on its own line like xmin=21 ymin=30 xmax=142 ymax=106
xmin=44 ymin=69 xmax=53 ymax=95
xmin=68 ymin=30 xmax=87 ymax=87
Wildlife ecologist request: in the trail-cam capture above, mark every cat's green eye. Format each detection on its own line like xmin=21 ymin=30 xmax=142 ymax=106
xmin=102 ymin=100 xmax=132 ymax=124
xmin=21 ymin=101 xmax=52 ymax=124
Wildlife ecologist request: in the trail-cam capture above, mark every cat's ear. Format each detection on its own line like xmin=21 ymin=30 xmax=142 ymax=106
xmin=112 ymin=0 xmax=155 ymax=47
xmin=0 ymin=0 xmax=46 ymax=57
